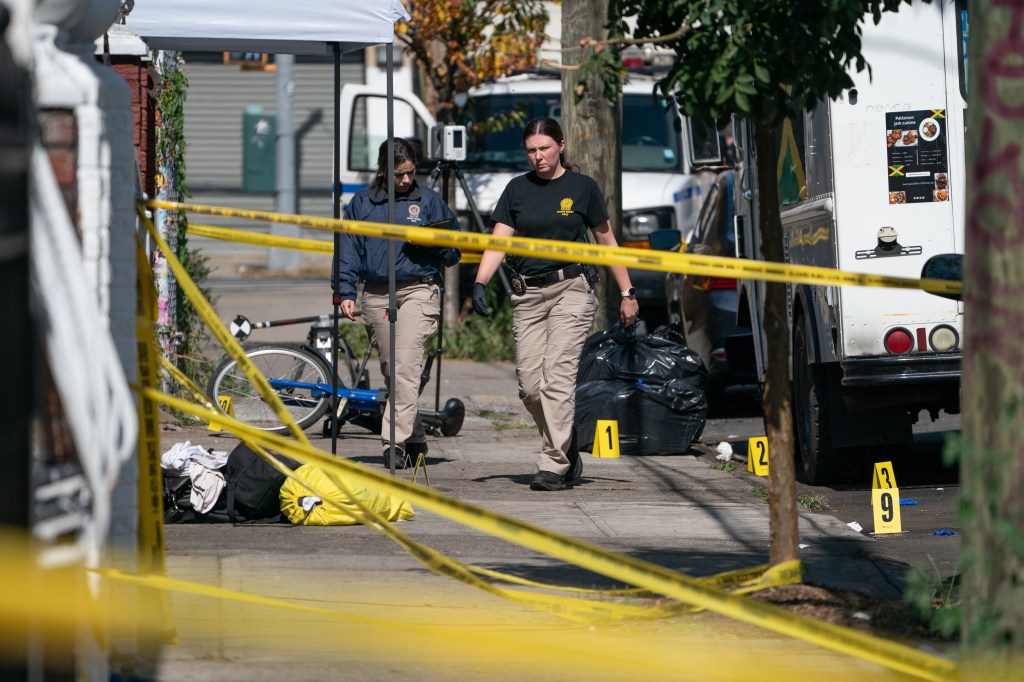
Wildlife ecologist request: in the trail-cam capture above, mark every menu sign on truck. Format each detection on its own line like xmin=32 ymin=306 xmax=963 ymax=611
xmin=885 ymin=109 xmax=949 ymax=205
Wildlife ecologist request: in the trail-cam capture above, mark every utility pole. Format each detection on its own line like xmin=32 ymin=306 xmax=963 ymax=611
xmin=268 ymin=53 xmax=300 ymax=270
xmin=561 ymin=0 xmax=621 ymax=330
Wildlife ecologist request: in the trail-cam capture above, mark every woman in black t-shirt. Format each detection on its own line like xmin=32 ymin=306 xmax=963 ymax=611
xmin=472 ymin=117 xmax=639 ymax=491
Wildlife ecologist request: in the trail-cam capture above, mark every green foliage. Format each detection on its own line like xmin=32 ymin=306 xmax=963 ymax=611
xmin=603 ymin=0 xmax=917 ymax=128
xmin=154 ymin=51 xmax=214 ymax=389
xmin=399 ymin=0 xmax=548 ymax=121
xmin=441 ymin=285 xmax=515 ymax=361
xmin=709 ymin=461 xmax=736 ymax=472
xmin=338 ymin=322 xmax=371 ymax=357
xmin=333 ymin=286 xmax=514 ymax=366
xmin=904 ymin=563 xmax=961 ymax=639
xmin=795 ymin=493 xmax=831 ymax=513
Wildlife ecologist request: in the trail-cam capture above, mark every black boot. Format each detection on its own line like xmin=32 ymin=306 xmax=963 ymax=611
xmin=564 ymin=429 xmax=583 ymax=483
xmin=382 ymin=445 xmax=409 ymax=470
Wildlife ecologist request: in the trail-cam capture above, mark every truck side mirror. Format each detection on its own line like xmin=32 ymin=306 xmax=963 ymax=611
xmin=687 ymin=119 xmax=722 ymax=166
xmin=920 ymin=253 xmax=963 ymax=301
xmin=648 ymin=228 xmax=681 ymax=251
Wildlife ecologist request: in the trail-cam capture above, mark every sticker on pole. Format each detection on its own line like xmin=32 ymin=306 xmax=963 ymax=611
xmin=229 ymin=315 xmax=252 ymax=341
xmin=592 ymin=420 xmax=620 ymax=458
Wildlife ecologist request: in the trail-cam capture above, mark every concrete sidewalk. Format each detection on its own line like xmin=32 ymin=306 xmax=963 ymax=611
xmin=166 ymin=357 xmax=906 ymax=599
xmin=153 ymin=352 xmax=934 ymax=681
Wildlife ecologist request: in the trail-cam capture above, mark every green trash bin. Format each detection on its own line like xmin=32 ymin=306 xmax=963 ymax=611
xmin=242 ymin=105 xmax=276 ymax=193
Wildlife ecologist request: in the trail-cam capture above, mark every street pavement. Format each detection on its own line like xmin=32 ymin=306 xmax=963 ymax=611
xmin=146 ymin=252 xmax=956 ymax=680
xmin=155 ymin=357 xmax=943 ymax=681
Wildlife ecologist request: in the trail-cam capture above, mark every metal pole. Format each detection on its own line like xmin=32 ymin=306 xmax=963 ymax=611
xmin=331 ymin=43 xmax=342 ymax=455
xmin=268 ymin=53 xmax=299 ymax=270
xmin=386 ymin=45 xmax=397 ymax=475
xmin=435 ymin=164 xmax=450 ymax=412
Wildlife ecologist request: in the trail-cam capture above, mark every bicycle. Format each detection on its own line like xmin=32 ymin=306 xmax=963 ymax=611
xmin=206 ymin=313 xmax=465 ymax=437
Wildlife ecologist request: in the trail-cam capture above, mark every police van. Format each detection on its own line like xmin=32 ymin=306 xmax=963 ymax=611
xmin=727 ymin=0 xmax=966 ymax=483
xmin=339 ymin=71 xmax=718 ymax=319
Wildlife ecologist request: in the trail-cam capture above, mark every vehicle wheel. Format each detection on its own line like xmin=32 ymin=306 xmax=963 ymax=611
xmin=207 ymin=344 xmax=336 ymax=435
xmin=792 ymin=315 xmax=842 ymax=484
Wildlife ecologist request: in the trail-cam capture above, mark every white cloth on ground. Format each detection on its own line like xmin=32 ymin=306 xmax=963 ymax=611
xmin=161 ymin=441 xmax=230 ymax=513
xmin=187 ymin=461 xmax=226 ymax=514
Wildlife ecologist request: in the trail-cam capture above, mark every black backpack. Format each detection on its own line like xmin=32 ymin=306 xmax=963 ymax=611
xmin=163 ymin=443 xmax=297 ymax=523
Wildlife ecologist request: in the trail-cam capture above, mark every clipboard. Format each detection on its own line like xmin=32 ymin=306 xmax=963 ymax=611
xmin=425 ymin=217 xmax=453 ymax=229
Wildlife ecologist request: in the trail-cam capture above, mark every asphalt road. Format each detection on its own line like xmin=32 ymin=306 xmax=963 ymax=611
xmin=697 ymin=385 xmax=961 ymax=579
xmin=203 ymin=272 xmax=963 ymax=580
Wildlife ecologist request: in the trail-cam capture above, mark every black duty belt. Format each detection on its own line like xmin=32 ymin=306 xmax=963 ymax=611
xmin=521 ymin=263 xmax=585 ymax=289
xmin=396 ymin=273 xmax=441 ymax=286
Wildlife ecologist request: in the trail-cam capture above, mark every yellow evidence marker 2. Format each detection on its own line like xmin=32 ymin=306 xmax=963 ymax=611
xmin=872 ymin=461 xmax=897 ymax=489
xmin=872 ymin=487 xmax=903 ymax=534
xmin=208 ymin=396 xmax=235 ymax=432
xmin=592 ymin=420 xmax=620 ymax=458
xmin=748 ymin=437 xmax=769 ymax=476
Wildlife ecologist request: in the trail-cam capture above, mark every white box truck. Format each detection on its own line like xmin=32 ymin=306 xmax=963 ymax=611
xmin=339 ymin=71 xmax=718 ymax=321
xmin=729 ymin=0 xmax=966 ymax=483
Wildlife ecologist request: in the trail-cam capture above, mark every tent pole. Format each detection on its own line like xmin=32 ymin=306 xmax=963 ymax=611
xmin=385 ymin=43 xmax=397 ymax=474
xmin=331 ymin=42 xmax=342 ymax=455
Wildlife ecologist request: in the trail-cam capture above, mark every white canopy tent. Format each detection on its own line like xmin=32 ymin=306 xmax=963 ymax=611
xmin=126 ymin=0 xmax=412 ymax=465
xmin=125 ymin=0 xmax=408 ymax=54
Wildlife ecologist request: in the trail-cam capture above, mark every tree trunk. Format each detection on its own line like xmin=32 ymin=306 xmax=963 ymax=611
xmin=561 ymin=0 xmax=621 ymax=330
xmin=753 ymin=120 xmax=800 ymax=567
xmin=961 ymin=0 xmax=1024 ymax=666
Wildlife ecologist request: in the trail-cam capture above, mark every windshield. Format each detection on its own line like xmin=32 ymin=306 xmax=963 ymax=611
xmin=458 ymin=92 xmax=684 ymax=173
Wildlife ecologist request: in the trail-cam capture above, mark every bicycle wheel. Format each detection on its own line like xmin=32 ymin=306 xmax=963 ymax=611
xmin=207 ymin=344 xmax=334 ymax=435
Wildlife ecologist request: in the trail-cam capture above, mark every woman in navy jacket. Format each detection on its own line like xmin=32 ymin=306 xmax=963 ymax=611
xmin=336 ymin=138 xmax=460 ymax=469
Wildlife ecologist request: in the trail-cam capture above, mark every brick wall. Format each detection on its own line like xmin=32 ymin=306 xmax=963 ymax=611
xmin=111 ymin=58 xmax=155 ymax=199
xmin=37 ymin=108 xmax=78 ymax=232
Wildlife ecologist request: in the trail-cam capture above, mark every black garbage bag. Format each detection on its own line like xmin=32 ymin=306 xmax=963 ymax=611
xmin=575 ymin=322 xmax=708 ymax=455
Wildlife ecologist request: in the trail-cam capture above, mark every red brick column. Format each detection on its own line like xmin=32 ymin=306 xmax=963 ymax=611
xmin=37 ymin=109 xmax=78 ymax=234
xmin=111 ymin=57 xmax=156 ymax=200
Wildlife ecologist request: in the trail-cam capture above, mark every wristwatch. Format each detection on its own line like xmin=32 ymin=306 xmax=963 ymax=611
xmin=621 ymin=287 xmax=637 ymax=299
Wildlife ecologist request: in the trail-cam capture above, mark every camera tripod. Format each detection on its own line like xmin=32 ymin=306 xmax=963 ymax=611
xmin=429 ymin=158 xmax=513 ymax=295
xmin=424 ymin=157 xmax=514 ymax=419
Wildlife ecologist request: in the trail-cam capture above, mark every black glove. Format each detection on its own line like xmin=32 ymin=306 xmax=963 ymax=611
xmin=472 ymin=282 xmax=490 ymax=317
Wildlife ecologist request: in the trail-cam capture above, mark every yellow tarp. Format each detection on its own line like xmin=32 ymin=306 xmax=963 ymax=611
xmin=280 ymin=463 xmax=415 ymax=526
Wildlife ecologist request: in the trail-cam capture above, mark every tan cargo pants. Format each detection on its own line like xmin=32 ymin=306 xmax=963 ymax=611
xmin=361 ymin=280 xmax=439 ymax=450
xmin=512 ymin=275 xmax=596 ymax=475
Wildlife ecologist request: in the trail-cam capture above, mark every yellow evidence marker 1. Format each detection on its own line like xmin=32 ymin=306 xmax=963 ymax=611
xmin=748 ymin=436 xmax=769 ymax=476
xmin=872 ymin=487 xmax=903 ymax=534
xmin=592 ymin=420 xmax=620 ymax=458
xmin=872 ymin=461 xmax=897 ymax=489
xmin=208 ymin=396 xmax=234 ymax=432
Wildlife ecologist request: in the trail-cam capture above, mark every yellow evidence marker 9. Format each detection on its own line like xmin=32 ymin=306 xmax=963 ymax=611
xmin=748 ymin=437 xmax=769 ymax=476
xmin=872 ymin=487 xmax=903 ymax=535
xmin=592 ymin=420 xmax=620 ymax=458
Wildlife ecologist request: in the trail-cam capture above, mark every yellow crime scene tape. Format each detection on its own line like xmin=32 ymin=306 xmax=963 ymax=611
xmin=157 ymin=206 xmax=801 ymax=617
xmin=151 ymin=208 xmax=719 ymax=621
xmin=141 ymin=388 xmax=956 ymax=682
xmin=136 ymin=199 xmax=959 ymax=680
xmin=137 ymin=205 xmax=311 ymax=446
xmin=152 ymin=199 xmax=961 ymax=296
xmin=186 ymin=221 xmax=483 ymax=264
xmin=143 ymin=228 xmax=797 ymax=623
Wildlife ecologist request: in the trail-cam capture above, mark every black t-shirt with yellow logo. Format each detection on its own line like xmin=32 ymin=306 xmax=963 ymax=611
xmin=490 ymin=170 xmax=609 ymax=276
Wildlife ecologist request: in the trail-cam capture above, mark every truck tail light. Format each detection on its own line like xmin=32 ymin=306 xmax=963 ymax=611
xmin=929 ymin=325 xmax=959 ymax=352
xmin=883 ymin=328 xmax=914 ymax=354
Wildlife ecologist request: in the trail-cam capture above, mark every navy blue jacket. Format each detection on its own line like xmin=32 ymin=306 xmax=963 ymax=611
xmin=336 ymin=182 xmax=461 ymax=300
